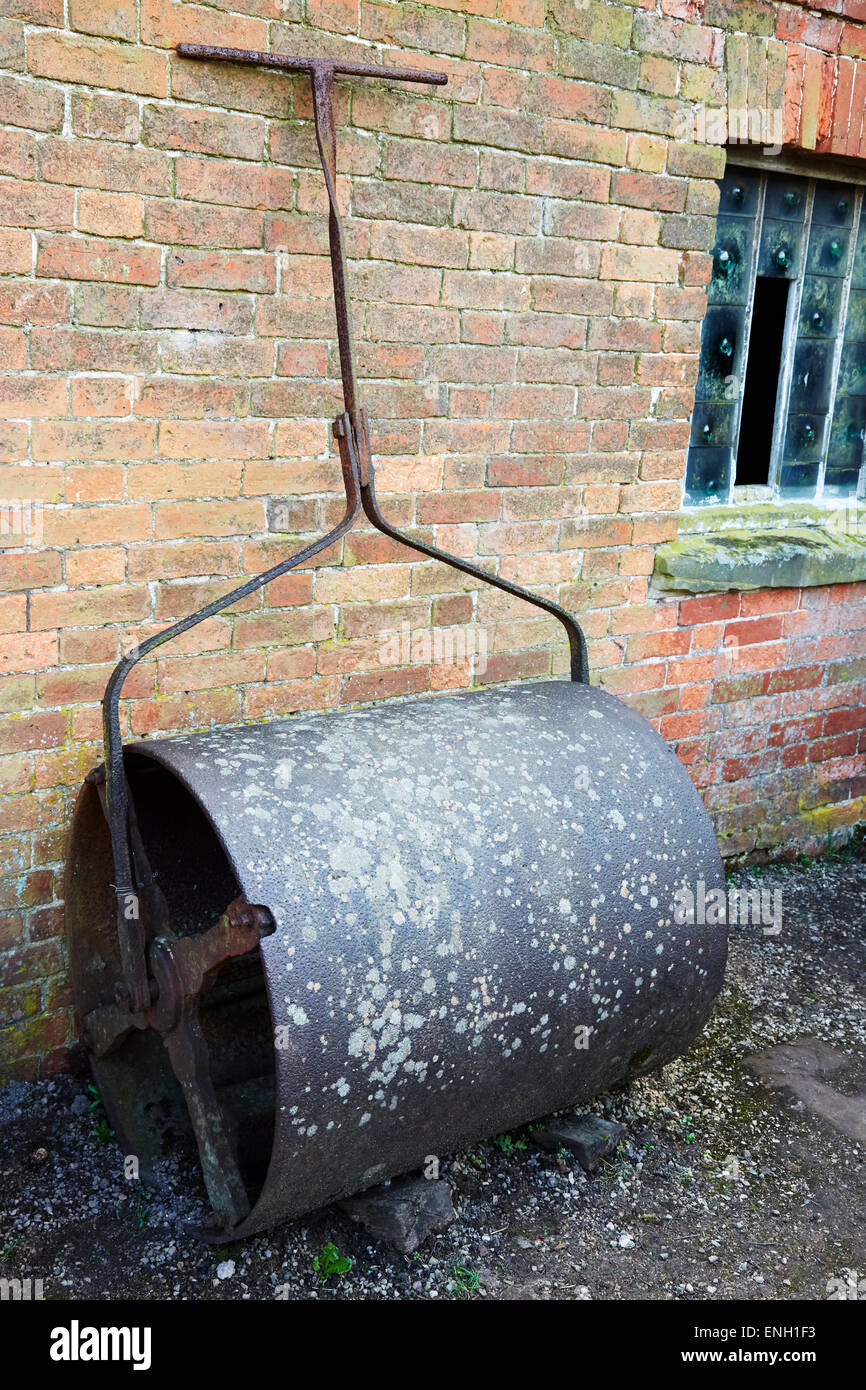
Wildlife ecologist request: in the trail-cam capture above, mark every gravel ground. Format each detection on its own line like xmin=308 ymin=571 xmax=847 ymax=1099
xmin=1 ymin=851 xmax=864 ymax=1302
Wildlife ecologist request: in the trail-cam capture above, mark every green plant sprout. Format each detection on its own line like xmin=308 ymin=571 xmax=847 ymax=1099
xmin=312 ymin=1242 xmax=353 ymax=1281
xmin=451 ymin=1264 xmax=479 ymax=1299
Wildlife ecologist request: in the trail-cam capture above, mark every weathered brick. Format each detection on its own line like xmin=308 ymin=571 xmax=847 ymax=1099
xmin=143 ymin=103 xmax=266 ymax=161
xmin=362 ymin=0 xmax=468 ymax=57
xmin=27 ymin=32 xmax=169 ymax=98
xmin=158 ymin=421 xmax=270 ymax=461
xmin=380 ymin=136 xmax=477 ymax=187
xmin=145 ymin=199 xmax=264 ymax=249
xmin=454 ymin=103 xmax=543 ymax=153
xmin=30 ymin=323 xmax=154 ymax=369
xmin=351 ymin=87 xmax=451 ymax=142
xmin=549 ymin=0 xmax=633 ymax=47
xmin=600 ymin=244 xmax=681 ymax=282
xmin=140 ymin=0 xmax=268 ymax=51
xmin=140 ymin=290 xmax=254 ymax=333
xmin=71 ymin=91 xmax=140 ymax=143
xmin=176 ymin=156 xmax=294 ymax=210
xmin=166 ymin=248 xmax=276 ymax=293
xmin=37 ymin=234 xmax=161 ymax=285
xmin=0 ymin=377 xmax=66 ymax=418
xmin=0 ymin=73 xmax=64 ymax=131
xmin=68 ymin=0 xmax=137 ymax=41
xmin=0 ymin=226 xmax=32 ymax=274
xmin=73 ymin=284 xmax=136 ymax=327
xmin=0 ymin=15 xmax=24 ymax=71
xmin=545 ymin=118 xmax=627 ymax=164
xmin=77 ymin=191 xmax=144 ymax=240
xmin=155 ymin=499 xmax=265 ymax=540
xmin=0 ymin=175 xmax=72 ymax=229
xmin=32 ymin=421 xmax=155 ymax=462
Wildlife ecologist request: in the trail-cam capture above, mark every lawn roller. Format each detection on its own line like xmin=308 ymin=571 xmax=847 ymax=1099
xmin=65 ymin=44 xmax=727 ymax=1241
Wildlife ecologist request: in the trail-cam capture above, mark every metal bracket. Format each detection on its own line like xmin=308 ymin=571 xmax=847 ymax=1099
xmin=100 ymin=42 xmax=589 ymax=1011
xmin=84 ymin=895 xmax=275 ymax=1228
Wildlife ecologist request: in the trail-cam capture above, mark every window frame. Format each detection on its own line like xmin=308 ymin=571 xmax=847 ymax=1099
xmin=686 ymin=153 xmax=866 ymax=509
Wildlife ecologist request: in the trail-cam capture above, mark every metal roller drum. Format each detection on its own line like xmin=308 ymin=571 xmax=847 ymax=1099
xmin=66 ymin=681 xmax=726 ymax=1240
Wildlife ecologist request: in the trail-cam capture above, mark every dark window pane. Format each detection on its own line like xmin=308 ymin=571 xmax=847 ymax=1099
xmin=717 ymin=169 xmax=760 ymax=218
xmin=710 ymin=219 xmax=755 ymax=306
xmin=694 ymin=305 xmax=745 ymax=402
xmin=851 ymin=226 xmax=866 ymax=289
xmin=827 ymin=198 xmax=866 ymax=498
xmin=789 ymin=340 xmax=834 ymax=414
xmin=690 ymin=167 xmax=861 ymax=503
xmin=798 ymin=275 xmax=842 ymax=339
xmin=685 ymin=446 xmax=732 ymax=504
xmin=779 ymin=462 xmax=821 ymax=492
xmin=811 ymin=182 xmax=855 ymax=228
xmin=758 ymin=218 xmax=804 ymax=278
xmin=826 ymin=397 xmax=866 ymax=492
xmin=691 ymin=402 xmax=736 ymax=448
xmin=783 ymin=414 xmax=827 ymax=463
xmin=845 ymin=289 xmax=866 ymax=343
xmin=806 ymin=223 xmax=849 ymax=277
xmin=764 ymin=177 xmax=807 ymax=221
xmin=837 ymin=341 xmax=866 ymax=397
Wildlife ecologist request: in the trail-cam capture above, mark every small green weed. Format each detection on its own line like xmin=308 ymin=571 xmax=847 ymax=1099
xmin=451 ymin=1264 xmax=479 ymax=1299
xmin=312 ymin=1242 xmax=353 ymax=1282
xmin=87 ymin=1085 xmax=115 ymax=1144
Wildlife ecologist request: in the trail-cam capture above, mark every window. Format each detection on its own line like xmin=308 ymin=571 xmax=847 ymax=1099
xmin=686 ymin=166 xmax=866 ymax=505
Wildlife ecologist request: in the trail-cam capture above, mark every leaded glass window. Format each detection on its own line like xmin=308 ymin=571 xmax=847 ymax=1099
xmin=686 ymin=166 xmax=866 ymax=504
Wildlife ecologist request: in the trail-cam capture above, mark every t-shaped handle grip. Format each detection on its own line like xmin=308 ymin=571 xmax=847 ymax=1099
xmin=175 ymin=43 xmax=449 ymax=86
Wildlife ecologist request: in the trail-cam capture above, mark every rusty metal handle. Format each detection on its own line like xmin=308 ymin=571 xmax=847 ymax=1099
xmin=299 ymin=53 xmax=590 ymax=685
xmin=175 ymin=43 xmax=449 ymax=86
xmin=101 ymin=42 xmax=589 ymax=1009
xmin=174 ymin=44 xmax=588 ymax=686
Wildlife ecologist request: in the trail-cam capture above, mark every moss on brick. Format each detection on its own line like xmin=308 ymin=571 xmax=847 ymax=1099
xmin=704 ymin=0 xmax=776 ymax=36
xmin=654 ymin=526 xmax=866 ymax=593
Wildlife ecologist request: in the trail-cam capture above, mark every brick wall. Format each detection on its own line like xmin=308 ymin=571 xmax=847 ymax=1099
xmin=1 ymin=0 xmax=865 ymax=1077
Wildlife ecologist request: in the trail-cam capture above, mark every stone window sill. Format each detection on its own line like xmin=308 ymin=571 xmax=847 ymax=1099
xmin=652 ymin=502 xmax=866 ymax=594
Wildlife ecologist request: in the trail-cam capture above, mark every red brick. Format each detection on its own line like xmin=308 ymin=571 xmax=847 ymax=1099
xmin=724 ymin=616 xmax=784 ymax=647
xmin=768 ymin=664 xmax=825 ymax=694
xmin=77 ymin=190 xmax=143 ymax=239
xmin=71 ymin=90 xmax=140 ymax=143
xmin=154 ymin=499 xmax=265 ymax=541
xmin=140 ymin=0 xmax=267 ymax=50
xmin=166 ymin=248 xmax=276 ymax=293
xmin=739 ymin=587 xmax=801 ymax=617
xmin=142 ymin=103 xmax=266 ymax=161
xmin=40 ymin=136 xmax=170 ymax=196
xmin=466 ymin=17 xmax=554 ymax=72
xmin=27 ymin=31 xmax=168 ymax=98
xmin=0 ymin=377 xmax=66 ymax=418
xmin=0 ymin=175 xmax=72 ymax=229
xmin=0 ymin=710 xmax=65 ymax=754
xmin=36 ymin=234 xmax=161 ymax=284
xmin=69 ymin=0 xmax=137 ymax=40
xmin=0 ymin=295 xmax=26 ymax=351
xmin=176 ymin=156 xmax=294 ymax=210
xmin=679 ymin=593 xmax=740 ymax=626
